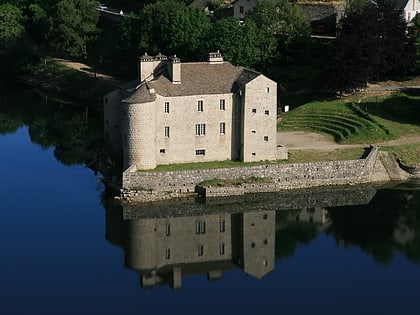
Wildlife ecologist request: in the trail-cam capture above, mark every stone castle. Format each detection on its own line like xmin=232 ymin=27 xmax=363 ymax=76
xmin=104 ymin=52 xmax=280 ymax=170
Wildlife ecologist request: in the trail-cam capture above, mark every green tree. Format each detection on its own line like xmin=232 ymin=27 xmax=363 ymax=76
xmin=137 ymin=0 xmax=210 ymax=60
xmin=246 ymin=0 xmax=311 ymax=64
xmin=345 ymin=0 xmax=366 ymax=14
xmin=325 ymin=1 xmax=415 ymax=93
xmin=50 ymin=0 xmax=100 ymax=58
xmin=25 ymin=3 xmax=51 ymax=46
xmin=0 ymin=4 xmax=27 ymax=75
xmin=205 ymin=17 xmax=262 ymax=67
xmin=410 ymin=13 xmax=420 ymax=68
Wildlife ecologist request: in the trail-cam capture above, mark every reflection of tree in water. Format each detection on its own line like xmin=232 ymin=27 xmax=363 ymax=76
xmin=275 ymin=210 xmax=319 ymax=259
xmin=0 ymin=80 xmax=104 ymax=166
xmin=0 ymin=81 xmax=26 ymax=134
xmin=325 ymin=188 xmax=420 ymax=264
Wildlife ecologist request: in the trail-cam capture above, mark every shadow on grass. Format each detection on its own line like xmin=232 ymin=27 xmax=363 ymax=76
xmin=357 ymin=92 xmax=420 ymax=125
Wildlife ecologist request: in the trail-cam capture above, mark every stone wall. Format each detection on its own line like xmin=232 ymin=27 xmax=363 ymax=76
xmin=398 ymin=159 xmax=420 ymax=178
xmin=122 ymin=146 xmax=379 ymax=197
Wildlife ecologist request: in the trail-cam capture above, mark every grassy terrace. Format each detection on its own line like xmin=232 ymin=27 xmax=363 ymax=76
xmin=139 ymin=147 xmax=369 ymax=172
xmin=278 ymin=90 xmax=420 ymax=164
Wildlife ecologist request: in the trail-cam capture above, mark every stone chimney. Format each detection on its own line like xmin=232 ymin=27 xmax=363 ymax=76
xmin=138 ymin=53 xmax=168 ymax=82
xmin=208 ymin=51 xmax=223 ymax=64
xmin=168 ymin=55 xmax=181 ymax=84
xmin=138 ymin=53 xmax=154 ymax=82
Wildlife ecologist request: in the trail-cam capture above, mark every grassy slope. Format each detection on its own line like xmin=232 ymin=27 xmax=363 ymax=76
xmin=278 ymin=90 xmax=420 ymax=164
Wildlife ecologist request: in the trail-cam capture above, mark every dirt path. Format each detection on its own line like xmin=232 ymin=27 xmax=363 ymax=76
xmin=54 ymin=58 xmax=120 ymax=83
xmin=278 ymin=131 xmax=420 ymax=151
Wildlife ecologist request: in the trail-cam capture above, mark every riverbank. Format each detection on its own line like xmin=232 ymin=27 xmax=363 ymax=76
xmin=116 ymin=145 xmax=417 ymax=204
xmin=17 ymin=57 xmax=120 ymax=109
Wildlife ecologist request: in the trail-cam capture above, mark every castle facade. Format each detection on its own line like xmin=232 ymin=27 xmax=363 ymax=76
xmin=104 ymin=52 xmax=278 ymax=170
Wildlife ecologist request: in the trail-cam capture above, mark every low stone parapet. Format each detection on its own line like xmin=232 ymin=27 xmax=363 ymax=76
xmin=398 ymin=159 xmax=420 ymax=178
xmin=120 ymin=145 xmax=381 ymax=202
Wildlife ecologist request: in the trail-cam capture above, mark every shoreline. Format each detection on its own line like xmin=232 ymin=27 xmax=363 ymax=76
xmin=117 ymin=146 xmax=416 ymax=204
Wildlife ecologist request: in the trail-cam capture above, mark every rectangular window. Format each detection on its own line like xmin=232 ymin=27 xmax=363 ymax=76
xmin=195 ymin=221 xmax=206 ymax=234
xmin=239 ymin=6 xmax=244 ymax=13
xmin=164 ymin=101 xmax=169 ymax=113
xmin=165 ymin=224 xmax=170 ymax=236
xmin=220 ymin=122 xmax=225 ymax=135
xmin=164 ymin=126 xmax=170 ymax=138
xmin=220 ymin=220 xmax=225 ymax=233
xmin=220 ymin=243 xmax=225 ymax=255
xmin=197 ymin=100 xmax=203 ymax=112
xmin=264 ymin=136 xmax=268 ymax=142
xmin=220 ymin=99 xmax=225 ymax=110
xmin=265 ymin=87 xmax=270 ymax=93
xmin=195 ymin=123 xmax=206 ymax=136
xmin=196 ymin=149 xmax=205 ymax=156
xmin=198 ymin=245 xmax=204 ymax=256
xmin=265 ymin=110 xmax=269 ymax=115
xmin=252 ymin=108 xmax=256 ymax=113
xmin=165 ymin=248 xmax=170 ymax=259
xmin=160 ymin=148 xmax=166 ymax=153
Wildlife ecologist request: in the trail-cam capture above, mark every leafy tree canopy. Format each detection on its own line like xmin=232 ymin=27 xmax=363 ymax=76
xmin=205 ymin=17 xmax=262 ymax=68
xmin=50 ymin=0 xmax=100 ymax=58
xmin=325 ymin=0 xmax=415 ymax=93
xmin=136 ymin=0 xmax=210 ymax=60
xmin=245 ymin=0 xmax=311 ymax=64
xmin=0 ymin=4 xmax=25 ymax=52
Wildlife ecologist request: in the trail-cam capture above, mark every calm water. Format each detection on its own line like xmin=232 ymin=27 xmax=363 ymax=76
xmin=1 ymin=81 xmax=420 ymax=315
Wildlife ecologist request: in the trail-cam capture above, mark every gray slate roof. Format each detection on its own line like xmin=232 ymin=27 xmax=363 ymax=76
xmin=123 ymin=62 xmax=261 ymax=103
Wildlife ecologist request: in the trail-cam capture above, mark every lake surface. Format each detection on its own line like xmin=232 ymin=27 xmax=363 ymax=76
xmin=1 ymin=81 xmax=420 ymax=315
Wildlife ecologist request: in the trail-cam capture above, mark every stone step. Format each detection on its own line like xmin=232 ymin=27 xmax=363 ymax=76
xmin=379 ymin=151 xmax=403 ymax=181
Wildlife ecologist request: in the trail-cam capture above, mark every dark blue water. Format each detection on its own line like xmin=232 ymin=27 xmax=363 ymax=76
xmin=1 ymin=83 xmax=420 ymax=315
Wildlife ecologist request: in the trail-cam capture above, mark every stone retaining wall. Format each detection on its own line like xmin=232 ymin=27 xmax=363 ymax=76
xmin=122 ymin=145 xmax=379 ymax=198
xmin=398 ymin=159 xmax=420 ymax=178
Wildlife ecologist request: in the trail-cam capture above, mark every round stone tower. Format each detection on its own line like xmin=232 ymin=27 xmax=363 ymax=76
xmin=124 ymin=100 xmax=157 ymax=170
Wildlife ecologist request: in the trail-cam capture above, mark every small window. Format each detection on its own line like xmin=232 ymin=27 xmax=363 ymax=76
xmin=220 ymin=243 xmax=225 ymax=255
xmin=196 ymin=149 xmax=205 ymax=156
xmin=165 ymin=248 xmax=171 ymax=259
xmin=220 ymin=99 xmax=225 ymax=110
xmin=160 ymin=148 xmax=166 ymax=153
xmin=252 ymin=152 xmax=256 ymax=156
xmin=264 ymin=136 xmax=268 ymax=142
xmin=252 ymin=130 xmax=256 ymax=134
xmin=220 ymin=220 xmax=225 ymax=233
xmin=263 ymin=239 xmax=268 ymax=245
xmin=197 ymin=100 xmax=203 ymax=112
xmin=265 ymin=87 xmax=270 ymax=93
xmin=251 ymin=242 xmax=255 ymax=248
xmin=198 ymin=245 xmax=204 ymax=256
xmin=239 ymin=6 xmax=244 ymax=13
xmin=220 ymin=122 xmax=226 ymax=135
xmin=164 ymin=126 xmax=170 ymax=138
xmin=165 ymin=224 xmax=170 ymax=236
xmin=164 ymin=101 xmax=170 ymax=113
xmin=265 ymin=110 xmax=269 ymax=115
xmin=263 ymin=214 xmax=268 ymax=220
xmin=252 ymin=108 xmax=256 ymax=113
xmin=195 ymin=123 xmax=206 ymax=136
xmin=105 ymin=98 xmax=108 ymax=104
xmin=196 ymin=221 xmax=206 ymax=234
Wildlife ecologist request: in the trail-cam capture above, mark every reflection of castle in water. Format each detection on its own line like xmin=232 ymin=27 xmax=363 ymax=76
xmin=106 ymin=186 xmax=387 ymax=289
xmin=126 ymin=210 xmax=276 ymax=288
